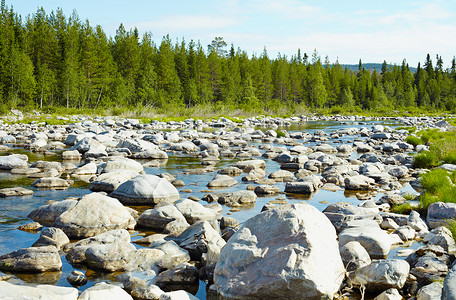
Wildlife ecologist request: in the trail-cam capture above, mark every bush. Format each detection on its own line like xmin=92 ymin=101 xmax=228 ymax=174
xmin=276 ymin=130 xmax=286 ymax=138
xmin=419 ymin=169 xmax=456 ymax=210
xmin=413 ymin=151 xmax=438 ymax=168
xmin=391 ymin=203 xmax=414 ymax=214
xmin=405 ymin=135 xmax=424 ymax=147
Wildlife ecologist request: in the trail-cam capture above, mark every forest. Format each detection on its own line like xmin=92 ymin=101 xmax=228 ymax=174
xmin=1 ymin=1 xmax=456 ymax=115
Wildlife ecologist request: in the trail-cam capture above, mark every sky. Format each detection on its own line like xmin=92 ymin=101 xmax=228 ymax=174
xmin=5 ymin=0 xmax=456 ymax=67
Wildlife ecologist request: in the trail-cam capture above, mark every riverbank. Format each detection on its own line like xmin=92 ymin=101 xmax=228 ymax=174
xmin=0 ymin=114 xmax=454 ymax=299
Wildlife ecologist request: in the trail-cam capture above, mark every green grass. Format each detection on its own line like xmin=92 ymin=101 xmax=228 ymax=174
xmin=447 ymin=218 xmax=456 ymax=243
xmin=276 ymin=130 xmax=286 ymax=138
xmin=412 ymin=129 xmax=456 ymax=168
xmin=391 ymin=203 xmax=414 ymax=214
xmin=413 ymin=151 xmax=438 ymax=168
xmin=405 ymin=135 xmax=424 ymax=147
xmin=417 ymin=169 xmax=456 ymax=210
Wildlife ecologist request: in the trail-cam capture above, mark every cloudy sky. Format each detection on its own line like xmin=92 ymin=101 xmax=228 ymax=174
xmin=7 ymin=0 xmax=456 ymax=67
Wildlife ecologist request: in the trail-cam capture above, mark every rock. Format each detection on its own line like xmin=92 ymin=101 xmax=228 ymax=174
xmin=268 ymin=169 xmax=294 ymax=181
xmin=345 ymin=175 xmax=376 ymax=190
xmin=149 ymin=239 xmax=191 ymax=270
xmin=0 ymin=245 xmax=61 ymax=272
xmin=218 ymin=166 xmax=242 ymax=176
xmin=111 ymin=174 xmax=180 ymax=205
xmin=207 ymin=175 xmax=238 ymax=188
xmin=351 ymin=259 xmax=410 ymax=291
xmin=285 ymin=176 xmax=322 ymax=194
xmin=62 ymin=150 xmax=81 ymax=160
xmin=131 ymin=149 xmax=168 ymax=159
xmin=72 ymin=162 xmax=97 ymax=175
xmin=137 ymin=205 xmax=188 ymax=232
xmin=0 ymin=155 xmax=28 ymax=169
xmin=220 ymin=216 xmax=239 ymax=230
xmin=339 ymin=241 xmax=371 ymax=272
xmin=408 ymin=210 xmax=429 ymax=232
xmin=32 ymin=177 xmax=70 ymax=189
xmin=66 ymin=270 xmax=87 ymax=286
xmin=18 ymin=221 xmax=43 ymax=231
xmin=53 ymin=192 xmax=136 ymax=238
xmin=154 ymin=262 xmax=199 ymax=288
xmin=89 ymin=170 xmax=139 ymax=192
xmin=232 ymin=159 xmax=266 ymax=170
xmin=28 ymin=199 xmax=78 ymax=226
xmin=254 ymin=185 xmax=280 ymax=195
xmin=442 ymin=263 xmax=456 ymax=300
xmin=175 ymin=221 xmax=226 ymax=265
xmin=423 ymin=227 xmax=456 ymax=254
xmin=174 ymin=199 xmax=218 ymax=224
xmin=32 ymin=227 xmax=70 ymax=250
xmin=66 ymin=229 xmax=135 ymax=272
xmin=0 ymin=281 xmax=78 ymax=300
xmin=159 ymin=290 xmax=199 ymax=300
xmin=217 ymin=190 xmax=257 ymax=206
xmin=214 ymin=203 xmax=345 ymax=299
xmin=393 ymin=225 xmax=416 ymax=242
xmin=79 ymin=282 xmax=133 ymax=300
xmin=427 ymin=202 xmax=456 ymax=229
xmin=0 ymin=187 xmax=33 ymax=197
xmin=417 ymin=282 xmax=443 ymax=300
xmin=374 ymin=288 xmax=402 ymax=300
xmin=339 ymin=226 xmax=392 ymax=259
xmin=99 ymin=158 xmax=144 ymax=174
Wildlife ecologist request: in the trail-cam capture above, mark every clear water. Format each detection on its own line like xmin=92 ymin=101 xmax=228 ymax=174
xmin=0 ymin=120 xmax=416 ymax=298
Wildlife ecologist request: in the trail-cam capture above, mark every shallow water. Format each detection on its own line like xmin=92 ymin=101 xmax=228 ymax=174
xmin=0 ymin=120 xmax=417 ymax=298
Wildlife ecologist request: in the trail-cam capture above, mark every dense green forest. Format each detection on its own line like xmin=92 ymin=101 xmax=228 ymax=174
xmin=0 ymin=1 xmax=456 ymax=115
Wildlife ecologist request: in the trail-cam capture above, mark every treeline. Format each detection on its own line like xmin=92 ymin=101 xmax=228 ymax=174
xmin=1 ymin=2 xmax=456 ymax=113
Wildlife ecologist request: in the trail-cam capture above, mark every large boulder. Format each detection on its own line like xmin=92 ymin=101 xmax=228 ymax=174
xmin=28 ymin=199 xmax=78 ymax=226
xmin=174 ymin=199 xmax=219 ymax=224
xmin=32 ymin=227 xmax=70 ymax=250
xmin=111 ymin=174 xmax=180 ymax=205
xmin=53 ymin=192 xmax=136 ymax=239
xmin=0 ymin=245 xmax=61 ymax=272
xmin=443 ymin=263 xmax=456 ymax=300
xmin=0 ymin=281 xmax=78 ymax=300
xmin=214 ymin=203 xmax=345 ymax=299
xmin=0 ymin=155 xmax=27 ymax=169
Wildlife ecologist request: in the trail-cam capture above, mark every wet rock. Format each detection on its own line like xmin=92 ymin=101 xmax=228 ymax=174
xmin=214 ymin=203 xmax=345 ymax=299
xmin=345 ymin=175 xmax=376 ymax=190
xmin=217 ymin=190 xmax=257 ymax=206
xmin=218 ymin=166 xmax=243 ymax=176
xmin=137 ymin=205 xmax=188 ymax=232
xmin=111 ymin=174 xmax=180 ymax=205
xmin=53 ymin=192 xmax=136 ymax=239
xmin=79 ymin=282 xmax=133 ymax=300
xmin=66 ymin=270 xmax=87 ymax=286
xmin=207 ymin=174 xmax=238 ymax=188
xmin=254 ymin=185 xmax=280 ymax=195
xmin=18 ymin=221 xmax=43 ymax=231
xmin=130 ymin=149 xmax=168 ymax=159
xmin=154 ymin=262 xmax=199 ymax=288
xmin=62 ymin=150 xmax=81 ymax=160
xmin=233 ymin=159 xmax=266 ymax=170
xmin=32 ymin=177 xmax=70 ymax=189
xmin=28 ymin=199 xmax=78 ymax=226
xmin=443 ymin=263 xmax=456 ymax=300
xmin=350 ymin=259 xmax=410 ymax=291
xmin=220 ymin=216 xmax=239 ymax=230
xmin=0 ymin=187 xmax=33 ymax=197
xmin=32 ymin=227 xmax=70 ymax=250
xmin=0 ymin=245 xmax=61 ymax=272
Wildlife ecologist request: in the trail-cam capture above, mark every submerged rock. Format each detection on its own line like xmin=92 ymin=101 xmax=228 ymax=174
xmin=0 ymin=245 xmax=62 ymax=273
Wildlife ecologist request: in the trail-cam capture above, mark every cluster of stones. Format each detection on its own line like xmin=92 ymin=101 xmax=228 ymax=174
xmin=0 ymin=114 xmax=454 ymax=299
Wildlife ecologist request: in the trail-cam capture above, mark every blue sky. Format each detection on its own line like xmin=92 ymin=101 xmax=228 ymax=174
xmin=6 ymin=0 xmax=456 ymax=66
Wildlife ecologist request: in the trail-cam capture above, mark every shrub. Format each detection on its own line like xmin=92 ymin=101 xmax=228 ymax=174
xmin=391 ymin=203 xmax=414 ymax=214
xmin=276 ymin=130 xmax=286 ymax=138
xmin=413 ymin=151 xmax=438 ymax=168
xmin=405 ymin=135 xmax=424 ymax=147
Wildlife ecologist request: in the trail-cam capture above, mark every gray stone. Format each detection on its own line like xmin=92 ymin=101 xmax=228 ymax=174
xmin=339 ymin=226 xmax=392 ymax=259
xmin=0 ymin=245 xmax=62 ymax=272
xmin=79 ymin=282 xmax=133 ymax=300
xmin=53 ymin=192 xmax=136 ymax=238
xmin=32 ymin=227 xmax=69 ymax=250
xmin=207 ymin=174 xmax=238 ymax=188
xmin=28 ymin=199 xmax=78 ymax=226
xmin=427 ymin=202 xmax=456 ymax=229
xmin=137 ymin=205 xmax=188 ymax=232
xmin=111 ymin=174 xmax=180 ymax=205
xmin=339 ymin=241 xmax=371 ymax=272
xmin=32 ymin=177 xmax=70 ymax=189
xmin=351 ymin=259 xmax=410 ymax=291
xmin=214 ymin=203 xmax=345 ymax=299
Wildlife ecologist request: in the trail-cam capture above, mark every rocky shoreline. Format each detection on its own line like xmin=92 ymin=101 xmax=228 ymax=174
xmin=0 ymin=114 xmax=454 ymax=299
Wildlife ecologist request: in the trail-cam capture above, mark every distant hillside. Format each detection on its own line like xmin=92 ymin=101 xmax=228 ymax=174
xmin=340 ymin=63 xmax=417 ymax=73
